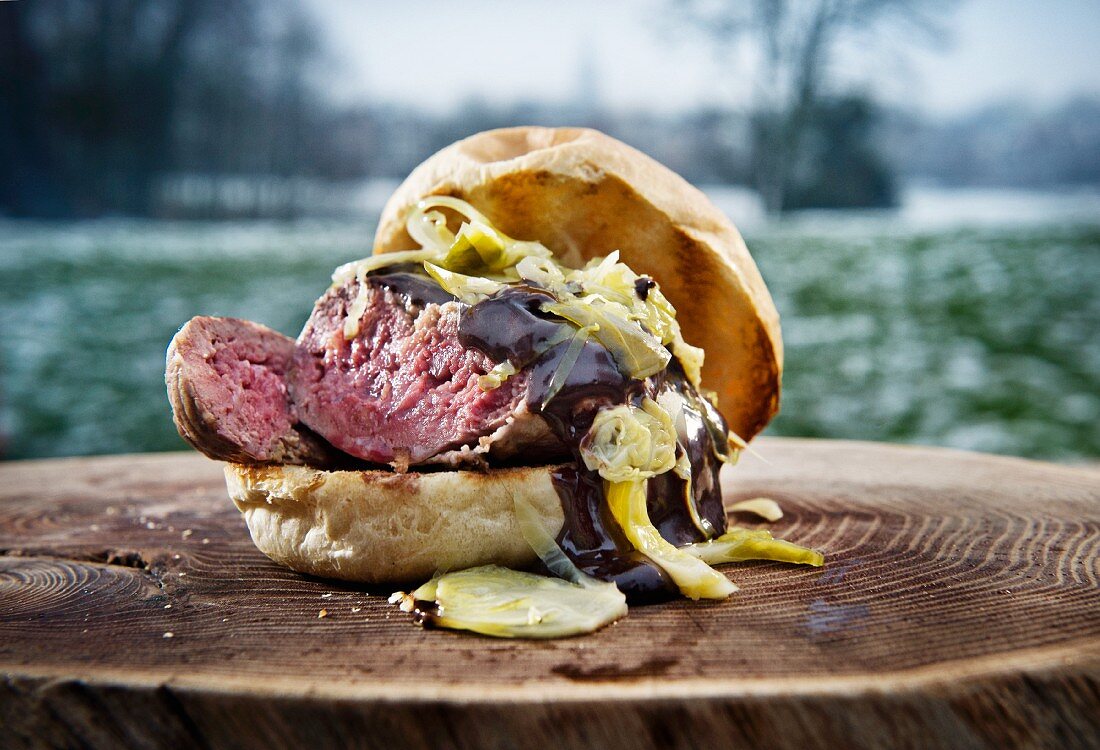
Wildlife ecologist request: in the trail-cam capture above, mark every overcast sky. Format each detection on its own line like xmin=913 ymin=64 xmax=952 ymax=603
xmin=307 ymin=0 xmax=1100 ymax=117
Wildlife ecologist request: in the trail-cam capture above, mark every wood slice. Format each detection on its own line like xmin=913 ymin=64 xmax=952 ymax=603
xmin=0 ymin=439 xmax=1097 ymax=749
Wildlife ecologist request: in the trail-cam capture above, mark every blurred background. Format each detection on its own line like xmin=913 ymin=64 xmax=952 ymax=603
xmin=1 ymin=0 xmax=1097 ymax=462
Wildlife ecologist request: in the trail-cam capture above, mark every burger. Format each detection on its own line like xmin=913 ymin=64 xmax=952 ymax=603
xmin=166 ymin=127 xmax=822 ymax=638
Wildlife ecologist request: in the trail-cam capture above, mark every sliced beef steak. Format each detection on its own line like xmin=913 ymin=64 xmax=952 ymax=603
xmin=166 ymin=316 xmax=336 ymax=466
xmin=288 ymin=276 xmax=538 ymax=467
xmin=168 ymin=275 xmax=567 ymax=469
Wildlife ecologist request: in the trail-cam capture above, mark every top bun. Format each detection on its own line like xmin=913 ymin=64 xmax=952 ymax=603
xmin=374 ymin=127 xmax=782 ymax=441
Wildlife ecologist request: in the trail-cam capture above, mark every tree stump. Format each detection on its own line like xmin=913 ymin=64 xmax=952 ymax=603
xmin=1 ymin=438 xmax=1097 ymax=749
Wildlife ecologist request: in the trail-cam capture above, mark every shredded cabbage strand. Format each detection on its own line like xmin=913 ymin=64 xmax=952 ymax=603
xmin=606 ymin=479 xmax=736 ymax=600
xmin=580 ymin=399 xmax=677 ymax=483
xmin=477 ymin=360 xmax=518 ymax=392
xmin=544 ymin=297 xmax=671 ymax=380
xmin=559 ymin=252 xmax=704 ymax=387
xmin=390 ymin=495 xmax=627 ymax=639
xmin=728 ymin=498 xmax=784 ymax=522
xmin=543 ymin=324 xmax=597 ymax=404
xmin=683 ymin=528 xmax=824 ymax=567
xmin=400 ymin=566 xmax=626 ymax=639
xmin=674 ymin=450 xmax=715 ymax=537
xmin=424 ymin=262 xmax=503 ymax=304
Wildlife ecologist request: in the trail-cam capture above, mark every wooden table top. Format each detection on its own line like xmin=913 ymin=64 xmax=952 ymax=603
xmin=1 ymin=438 xmax=1097 ymax=749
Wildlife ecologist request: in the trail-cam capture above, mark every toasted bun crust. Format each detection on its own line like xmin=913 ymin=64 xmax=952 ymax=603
xmin=225 ymin=462 xmax=565 ymax=583
xmin=375 ymin=126 xmax=782 ymax=440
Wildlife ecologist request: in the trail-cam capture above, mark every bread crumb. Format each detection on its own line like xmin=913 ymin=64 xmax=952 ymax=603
xmin=181 ymin=529 xmax=193 ymax=539
xmin=164 ymin=604 xmax=172 ymax=609
xmin=145 ymin=521 xmax=156 ymax=530
xmin=318 ymin=609 xmax=328 ymax=618
xmin=178 ymin=572 xmax=186 ymax=577
xmin=351 ymin=607 xmax=362 ymax=613
xmin=321 ymin=593 xmax=332 ymax=599
xmin=163 ymin=632 xmax=174 ymax=639
xmin=202 ymin=538 xmax=210 ymax=544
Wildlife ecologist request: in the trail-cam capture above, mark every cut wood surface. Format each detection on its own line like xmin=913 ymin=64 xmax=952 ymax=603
xmin=1 ymin=438 xmax=1097 ymax=749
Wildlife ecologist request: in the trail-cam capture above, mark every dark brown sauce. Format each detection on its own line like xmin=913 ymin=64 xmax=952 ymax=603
xmin=457 ymin=286 xmax=565 ymax=365
xmin=646 ymin=379 xmax=726 ymax=547
xmin=457 ymin=285 xmax=730 ymax=604
xmin=367 ymin=271 xmax=457 ymax=308
xmin=550 ymin=466 xmax=676 ymax=603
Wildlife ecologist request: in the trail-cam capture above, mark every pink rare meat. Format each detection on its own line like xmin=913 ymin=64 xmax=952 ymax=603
xmin=288 ymin=279 xmax=529 ymax=467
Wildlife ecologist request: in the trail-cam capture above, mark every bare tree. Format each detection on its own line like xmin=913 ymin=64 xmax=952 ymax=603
xmin=0 ymin=0 xmax=341 ymax=218
xmin=678 ymin=0 xmax=952 ymax=212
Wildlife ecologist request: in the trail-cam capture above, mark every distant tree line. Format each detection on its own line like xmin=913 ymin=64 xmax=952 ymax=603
xmin=0 ymin=0 xmax=349 ymax=218
xmin=1 ymin=0 xmax=1098 ymax=220
xmin=884 ymin=97 xmax=1100 ymax=188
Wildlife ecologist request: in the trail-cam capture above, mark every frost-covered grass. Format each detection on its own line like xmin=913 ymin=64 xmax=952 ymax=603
xmin=749 ymin=223 xmax=1100 ymax=460
xmin=1 ymin=214 xmax=1097 ymax=461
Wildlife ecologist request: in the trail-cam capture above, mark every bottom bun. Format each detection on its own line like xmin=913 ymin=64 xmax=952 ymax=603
xmin=225 ymin=463 xmax=566 ymax=584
